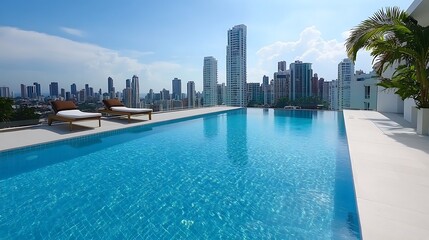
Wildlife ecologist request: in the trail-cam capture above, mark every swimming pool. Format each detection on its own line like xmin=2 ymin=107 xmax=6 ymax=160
xmin=0 ymin=108 xmax=361 ymax=239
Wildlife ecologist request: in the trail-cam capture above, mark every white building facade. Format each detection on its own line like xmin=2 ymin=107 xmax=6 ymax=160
xmin=338 ymin=58 xmax=355 ymax=110
xmin=226 ymin=24 xmax=247 ymax=107
xmin=203 ymin=56 xmax=218 ymax=107
xmin=350 ymin=70 xmax=378 ymax=110
xmin=187 ymin=81 xmax=196 ymax=108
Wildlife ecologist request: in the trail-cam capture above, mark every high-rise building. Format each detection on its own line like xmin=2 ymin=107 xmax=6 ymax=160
xmin=172 ymin=78 xmax=182 ymax=100
xmin=247 ymin=83 xmax=262 ymax=104
xmin=20 ymin=84 xmax=27 ymax=98
xmin=85 ymin=84 xmax=90 ymax=100
xmin=187 ymin=81 xmax=196 ymax=108
xmin=278 ymin=61 xmax=287 ymax=72
xmin=262 ymin=75 xmax=270 ymax=106
xmin=108 ymin=77 xmax=114 ymax=95
xmin=203 ymin=56 xmax=218 ymax=107
xmin=273 ymin=70 xmax=290 ymax=104
xmin=0 ymin=87 xmax=10 ymax=98
xmin=216 ymin=83 xmax=227 ymax=105
xmin=145 ymin=89 xmax=154 ymax=104
xmin=26 ymin=85 xmax=35 ymax=99
xmin=126 ymin=79 xmax=131 ymax=88
xmin=78 ymin=89 xmax=85 ymax=102
xmin=33 ymin=82 xmax=41 ymax=97
xmin=226 ymin=24 xmax=247 ymax=107
xmin=49 ymin=82 xmax=59 ymax=98
xmin=65 ymin=92 xmax=71 ymax=101
xmin=289 ymin=60 xmax=313 ymax=100
xmin=161 ymin=88 xmax=170 ymax=100
xmin=329 ymin=80 xmax=339 ymax=110
xmin=61 ymin=88 xmax=66 ymax=98
xmin=123 ymin=88 xmax=132 ymax=107
xmin=71 ymin=83 xmax=77 ymax=97
xmin=338 ymin=58 xmax=355 ymax=110
xmin=108 ymin=77 xmax=115 ymax=99
xmin=322 ymin=81 xmax=331 ymax=107
xmin=318 ymin=78 xmax=325 ymax=99
xmin=311 ymin=73 xmax=319 ymax=97
xmin=131 ymin=75 xmax=140 ymax=108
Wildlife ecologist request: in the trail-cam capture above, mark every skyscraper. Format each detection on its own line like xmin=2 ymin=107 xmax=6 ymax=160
xmin=20 ymin=84 xmax=27 ymax=98
xmin=61 ymin=88 xmax=66 ymax=98
xmin=161 ymin=88 xmax=170 ymax=100
xmin=247 ymin=83 xmax=262 ymax=104
xmin=187 ymin=81 xmax=196 ymax=108
xmin=311 ymin=73 xmax=319 ymax=97
xmin=278 ymin=61 xmax=287 ymax=72
xmin=226 ymin=24 xmax=247 ymax=107
xmin=26 ymin=86 xmax=35 ymax=99
xmin=108 ymin=77 xmax=115 ymax=99
xmin=49 ymin=82 xmax=59 ymax=98
xmin=71 ymin=83 xmax=77 ymax=97
xmin=85 ymin=84 xmax=90 ymax=100
xmin=0 ymin=87 xmax=10 ymax=98
xmin=338 ymin=58 xmax=354 ymax=110
xmin=273 ymin=70 xmax=290 ymax=104
xmin=131 ymin=75 xmax=140 ymax=108
xmin=203 ymin=56 xmax=218 ymax=107
xmin=172 ymin=78 xmax=182 ymax=100
xmin=289 ymin=60 xmax=313 ymax=100
xmin=123 ymin=88 xmax=132 ymax=107
xmin=33 ymin=82 xmax=41 ymax=97
xmin=262 ymin=75 xmax=270 ymax=106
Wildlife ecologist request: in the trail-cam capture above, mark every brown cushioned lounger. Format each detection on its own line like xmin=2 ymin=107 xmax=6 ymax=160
xmin=48 ymin=100 xmax=101 ymax=131
xmin=100 ymin=99 xmax=152 ymax=122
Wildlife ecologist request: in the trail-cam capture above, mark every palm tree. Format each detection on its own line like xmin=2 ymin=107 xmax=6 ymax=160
xmin=346 ymin=7 xmax=429 ymax=108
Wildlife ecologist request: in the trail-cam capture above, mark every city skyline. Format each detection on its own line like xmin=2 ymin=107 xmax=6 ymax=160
xmin=0 ymin=1 xmax=411 ymax=94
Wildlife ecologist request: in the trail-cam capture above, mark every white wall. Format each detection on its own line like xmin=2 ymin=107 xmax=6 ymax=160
xmin=376 ymin=86 xmax=404 ymax=113
xmin=350 ymin=72 xmax=378 ymax=110
xmin=404 ymin=98 xmax=417 ymax=127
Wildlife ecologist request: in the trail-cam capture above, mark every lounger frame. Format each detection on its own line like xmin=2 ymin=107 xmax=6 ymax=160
xmin=99 ymin=109 xmax=152 ymax=123
xmin=48 ymin=114 xmax=101 ymax=131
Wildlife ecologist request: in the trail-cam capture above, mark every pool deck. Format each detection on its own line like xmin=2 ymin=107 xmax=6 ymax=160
xmin=344 ymin=110 xmax=429 ymax=240
xmin=1 ymin=108 xmax=428 ymax=239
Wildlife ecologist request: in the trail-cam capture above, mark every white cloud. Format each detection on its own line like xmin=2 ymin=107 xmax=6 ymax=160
xmin=0 ymin=27 xmax=189 ymax=93
xmin=60 ymin=27 xmax=84 ymax=37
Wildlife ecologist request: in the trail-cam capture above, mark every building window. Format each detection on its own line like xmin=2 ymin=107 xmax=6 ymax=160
xmin=364 ymin=86 xmax=370 ymax=99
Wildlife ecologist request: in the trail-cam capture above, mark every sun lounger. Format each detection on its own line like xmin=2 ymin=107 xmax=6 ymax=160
xmin=100 ymin=99 xmax=152 ymax=122
xmin=48 ymin=101 xmax=101 ymax=131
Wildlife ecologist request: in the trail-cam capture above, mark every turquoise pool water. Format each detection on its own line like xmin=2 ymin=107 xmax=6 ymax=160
xmin=0 ymin=108 xmax=360 ymax=239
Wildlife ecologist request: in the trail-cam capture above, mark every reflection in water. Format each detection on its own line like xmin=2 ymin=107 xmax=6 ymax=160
xmin=226 ymin=109 xmax=248 ymax=166
xmin=263 ymin=108 xmax=269 ymax=116
xmin=203 ymin=115 xmax=219 ymax=139
xmin=273 ymin=109 xmax=318 ymax=119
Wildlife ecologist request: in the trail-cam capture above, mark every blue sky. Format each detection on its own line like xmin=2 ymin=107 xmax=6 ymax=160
xmin=0 ymin=0 xmax=412 ymax=95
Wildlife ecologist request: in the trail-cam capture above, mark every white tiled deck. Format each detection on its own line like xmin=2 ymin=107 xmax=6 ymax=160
xmin=1 ymin=108 xmax=428 ymax=239
xmin=344 ymin=110 xmax=429 ymax=240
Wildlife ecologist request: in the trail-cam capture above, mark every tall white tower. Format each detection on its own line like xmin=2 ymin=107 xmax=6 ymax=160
xmin=187 ymin=81 xmax=196 ymax=108
xmin=203 ymin=56 xmax=218 ymax=107
xmin=131 ymin=75 xmax=140 ymax=108
xmin=338 ymin=58 xmax=354 ymax=110
xmin=226 ymin=24 xmax=247 ymax=107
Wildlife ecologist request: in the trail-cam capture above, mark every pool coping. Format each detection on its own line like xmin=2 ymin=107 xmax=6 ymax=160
xmin=343 ymin=110 xmax=429 ymax=240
